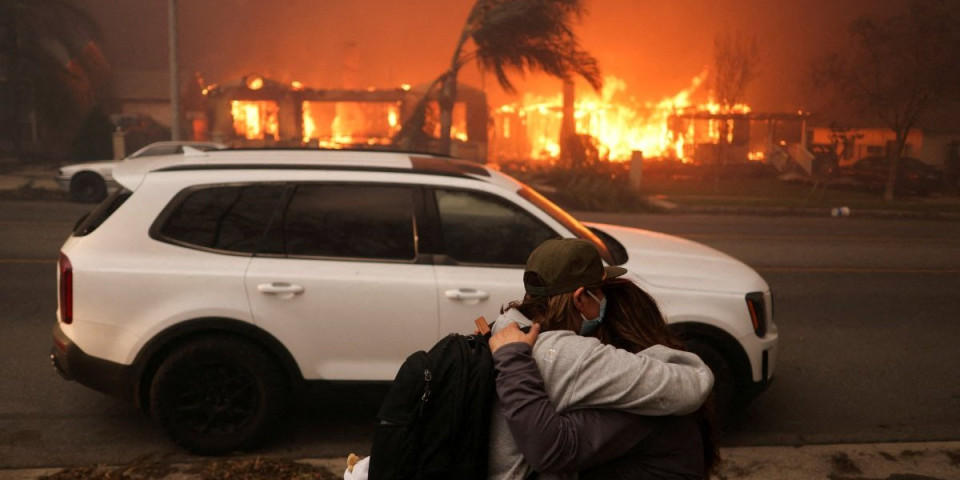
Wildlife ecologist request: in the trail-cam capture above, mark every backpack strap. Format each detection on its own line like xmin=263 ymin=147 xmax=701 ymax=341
xmin=474 ymin=316 xmax=491 ymax=335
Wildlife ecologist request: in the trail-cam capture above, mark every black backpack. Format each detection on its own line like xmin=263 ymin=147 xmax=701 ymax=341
xmin=368 ymin=327 xmax=497 ymax=480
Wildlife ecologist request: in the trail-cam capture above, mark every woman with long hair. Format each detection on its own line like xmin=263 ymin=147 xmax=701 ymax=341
xmin=486 ymin=238 xmax=717 ymax=479
xmin=345 ymin=238 xmax=714 ymax=480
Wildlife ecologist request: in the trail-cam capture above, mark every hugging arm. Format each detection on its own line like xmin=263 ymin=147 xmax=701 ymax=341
xmin=539 ymin=333 xmax=714 ymax=415
xmin=494 ymin=343 xmax=661 ymax=473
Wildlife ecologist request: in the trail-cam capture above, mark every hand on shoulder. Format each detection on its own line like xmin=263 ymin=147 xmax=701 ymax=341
xmin=490 ymin=322 xmax=540 ymax=353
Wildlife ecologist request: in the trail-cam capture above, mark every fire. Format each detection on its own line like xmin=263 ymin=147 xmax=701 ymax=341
xmin=302 ymin=100 xmax=403 ymax=148
xmin=245 ymin=76 xmax=264 ymax=91
xmin=230 ymin=100 xmax=279 ymax=141
xmin=218 ymin=75 xmax=755 ymax=165
xmin=491 ymin=72 xmax=754 ymax=163
xmin=302 ymin=102 xmax=317 ymax=143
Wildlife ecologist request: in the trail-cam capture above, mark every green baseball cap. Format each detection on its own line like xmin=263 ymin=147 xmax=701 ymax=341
xmin=524 ymin=238 xmax=628 ymax=297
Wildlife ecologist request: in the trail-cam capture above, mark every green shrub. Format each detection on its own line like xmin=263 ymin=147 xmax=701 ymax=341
xmin=502 ymin=162 xmax=657 ymax=212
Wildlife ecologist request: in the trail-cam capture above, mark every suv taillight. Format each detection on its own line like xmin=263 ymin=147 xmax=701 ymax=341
xmin=59 ymin=253 xmax=73 ymax=324
xmin=745 ymin=292 xmax=766 ymax=337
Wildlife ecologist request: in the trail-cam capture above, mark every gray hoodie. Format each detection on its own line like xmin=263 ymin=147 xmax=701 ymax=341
xmin=487 ymin=309 xmax=714 ymax=480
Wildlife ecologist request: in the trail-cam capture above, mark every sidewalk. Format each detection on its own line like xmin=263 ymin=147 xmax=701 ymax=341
xmin=717 ymin=441 xmax=959 ymax=479
xmin=2 ymin=441 xmax=957 ymax=479
xmin=0 ymin=163 xmax=59 ymax=190
xmin=0 ymin=164 xmax=63 ymax=201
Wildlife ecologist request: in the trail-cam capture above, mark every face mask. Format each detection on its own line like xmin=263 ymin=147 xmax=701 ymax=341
xmin=579 ymin=290 xmax=607 ymax=336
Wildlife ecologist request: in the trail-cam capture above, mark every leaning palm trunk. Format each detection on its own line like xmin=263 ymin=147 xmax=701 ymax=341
xmin=438 ymin=73 xmax=458 ymax=155
xmin=438 ymin=22 xmax=474 ymax=155
xmin=437 ymin=2 xmax=483 ymax=156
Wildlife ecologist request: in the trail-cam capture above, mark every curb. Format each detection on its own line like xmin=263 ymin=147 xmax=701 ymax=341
xmin=718 ymin=441 xmax=960 ymax=480
xmin=3 ymin=442 xmax=958 ymax=480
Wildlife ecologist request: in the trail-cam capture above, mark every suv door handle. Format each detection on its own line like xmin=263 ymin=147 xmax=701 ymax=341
xmin=444 ymin=288 xmax=489 ymax=301
xmin=257 ymin=282 xmax=305 ymax=295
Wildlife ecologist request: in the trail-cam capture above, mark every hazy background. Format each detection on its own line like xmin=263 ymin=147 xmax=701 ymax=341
xmin=76 ymin=0 xmax=909 ymax=112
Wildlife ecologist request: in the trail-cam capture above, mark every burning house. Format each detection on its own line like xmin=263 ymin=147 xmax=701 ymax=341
xmin=489 ymin=74 xmax=810 ymax=170
xmin=174 ymin=71 xmax=814 ymax=173
xmin=195 ymin=75 xmax=490 ymax=162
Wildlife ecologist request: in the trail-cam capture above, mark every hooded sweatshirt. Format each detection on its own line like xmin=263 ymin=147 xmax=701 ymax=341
xmin=487 ymin=309 xmax=714 ymax=480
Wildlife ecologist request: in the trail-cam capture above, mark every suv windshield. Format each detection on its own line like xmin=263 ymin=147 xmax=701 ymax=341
xmin=516 ymin=184 xmax=619 ymax=266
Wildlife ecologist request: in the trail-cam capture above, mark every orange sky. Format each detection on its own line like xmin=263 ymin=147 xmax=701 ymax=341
xmin=80 ymin=0 xmax=907 ymax=112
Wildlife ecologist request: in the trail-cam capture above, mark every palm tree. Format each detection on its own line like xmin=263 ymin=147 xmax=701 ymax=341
xmin=404 ymin=0 xmax=602 ymax=156
xmin=0 ymin=0 xmax=109 ymax=157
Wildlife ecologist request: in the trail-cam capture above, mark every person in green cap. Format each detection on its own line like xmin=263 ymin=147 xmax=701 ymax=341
xmin=486 ymin=238 xmax=717 ymax=479
xmin=344 ymin=238 xmax=714 ymax=480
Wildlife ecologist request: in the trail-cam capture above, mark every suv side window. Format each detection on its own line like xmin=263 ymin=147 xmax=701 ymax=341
xmin=434 ymin=188 xmax=555 ymax=266
xmin=281 ymin=184 xmax=416 ymax=260
xmin=158 ymin=184 xmax=285 ymax=254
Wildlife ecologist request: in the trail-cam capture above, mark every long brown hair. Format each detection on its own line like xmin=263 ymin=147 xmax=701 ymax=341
xmin=595 ymin=278 xmax=721 ymax=478
xmin=594 ymin=278 xmax=685 ymax=353
xmin=502 ymin=291 xmax=580 ymax=332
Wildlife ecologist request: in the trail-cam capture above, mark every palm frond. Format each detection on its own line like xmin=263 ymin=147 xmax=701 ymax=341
xmin=468 ymin=0 xmax=601 ymax=92
xmin=0 ymin=0 xmax=108 ymax=125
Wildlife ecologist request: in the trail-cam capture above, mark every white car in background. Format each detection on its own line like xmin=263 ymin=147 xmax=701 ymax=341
xmin=56 ymin=141 xmax=226 ymax=203
xmin=51 ymin=148 xmax=778 ymax=454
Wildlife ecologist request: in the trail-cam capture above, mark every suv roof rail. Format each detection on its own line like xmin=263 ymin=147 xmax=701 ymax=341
xmin=113 ymin=150 xmax=492 ymax=191
xmin=220 ymin=147 xmax=453 ymax=158
xmin=153 ymin=155 xmax=492 ymax=179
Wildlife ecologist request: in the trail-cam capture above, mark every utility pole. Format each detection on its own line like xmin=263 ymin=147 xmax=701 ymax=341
xmin=168 ymin=0 xmax=181 ymax=140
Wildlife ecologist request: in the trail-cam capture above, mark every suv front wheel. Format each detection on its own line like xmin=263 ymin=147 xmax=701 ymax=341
xmin=683 ymin=338 xmax=736 ymax=422
xmin=148 ymin=337 xmax=288 ymax=454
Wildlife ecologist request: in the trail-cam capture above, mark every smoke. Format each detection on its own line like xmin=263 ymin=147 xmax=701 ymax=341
xmin=79 ymin=0 xmax=909 ymax=112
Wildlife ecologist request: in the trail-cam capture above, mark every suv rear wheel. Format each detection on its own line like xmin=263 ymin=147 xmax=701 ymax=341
xmin=148 ymin=337 xmax=287 ymax=454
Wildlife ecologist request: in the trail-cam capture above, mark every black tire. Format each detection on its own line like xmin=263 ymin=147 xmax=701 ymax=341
xmin=70 ymin=172 xmax=107 ymax=203
xmin=149 ymin=337 xmax=288 ymax=455
xmin=684 ymin=338 xmax=737 ymax=422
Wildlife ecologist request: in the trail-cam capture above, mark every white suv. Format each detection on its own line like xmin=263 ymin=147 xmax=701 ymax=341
xmin=51 ymin=149 xmax=778 ymax=454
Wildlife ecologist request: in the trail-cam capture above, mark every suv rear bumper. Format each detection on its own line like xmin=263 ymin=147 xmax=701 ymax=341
xmin=51 ymin=324 xmax=135 ymax=402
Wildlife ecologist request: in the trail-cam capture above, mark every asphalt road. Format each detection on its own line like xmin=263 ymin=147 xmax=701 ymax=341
xmin=1 ymin=201 xmax=958 ymax=469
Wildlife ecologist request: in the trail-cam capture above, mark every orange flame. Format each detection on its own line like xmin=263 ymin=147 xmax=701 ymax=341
xmin=231 ymin=100 xmax=279 ymax=141
xmin=302 ymin=100 xmax=404 ymax=148
xmin=492 ymin=72 xmax=754 ymax=163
